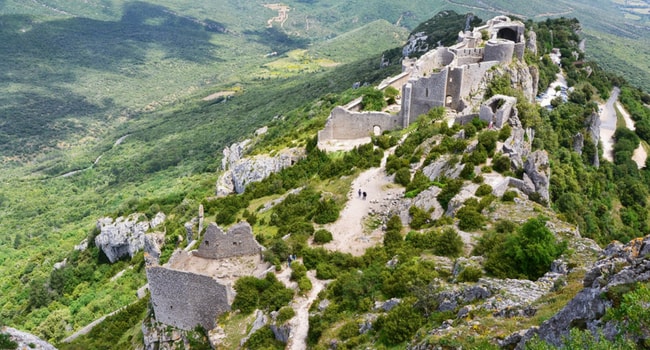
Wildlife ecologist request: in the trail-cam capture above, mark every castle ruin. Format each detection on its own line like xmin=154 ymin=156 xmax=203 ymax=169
xmin=318 ymin=16 xmax=528 ymax=146
xmin=146 ymin=221 xmax=269 ymax=331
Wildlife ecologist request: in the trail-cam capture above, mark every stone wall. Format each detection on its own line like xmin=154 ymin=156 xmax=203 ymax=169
xmin=484 ymin=39 xmax=515 ymax=64
xmin=318 ymin=106 xmax=402 ymax=141
xmin=479 ymin=95 xmax=517 ymax=128
xmin=146 ymin=266 xmax=231 ymax=331
xmin=194 ymin=222 xmax=261 ymax=260
xmin=402 ymin=69 xmax=449 ymax=122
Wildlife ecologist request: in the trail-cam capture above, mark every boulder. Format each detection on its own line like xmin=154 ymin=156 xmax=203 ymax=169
xmin=94 ymin=212 xmax=166 ymax=263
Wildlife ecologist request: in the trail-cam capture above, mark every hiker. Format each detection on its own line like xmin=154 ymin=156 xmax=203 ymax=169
xmin=358 ymin=188 xmax=362 ymax=197
xmin=362 ymin=191 xmax=367 ymax=200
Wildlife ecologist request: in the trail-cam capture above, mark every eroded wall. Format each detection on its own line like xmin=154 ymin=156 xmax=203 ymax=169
xmin=147 ymin=267 xmax=231 ymax=331
xmin=318 ymin=106 xmax=402 ymax=141
xmin=194 ymin=222 xmax=261 ymax=260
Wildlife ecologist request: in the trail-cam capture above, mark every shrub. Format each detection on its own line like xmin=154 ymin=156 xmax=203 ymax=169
xmin=276 ymin=306 xmax=296 ymax=324
xmin=316 ymin=263 xmax=338 ymax=280
xmin=459 ymin=163 xmax=475 ymax=180
xmin=298 ymin=276 xmax=312 ymax=293
xmin=502 ymin=190 xmax=517 ymax=202
xmin=475 ymin=184 xmax=493 ymax=197
xmin=394 ymin=167 xmax=412 ymax=187
xmin=245 ymin=326 xmax=285 ymax=350
xmin=313 ymin=229 xmax=333 ymax=244
xmin=433 ymin=228 xmax=464 ymax=258
xmin=338 ymin=321 xmax=360 ymax=340
xmin=498 ymin=124 xmax=512 ymax=141
xmin=313 ymin=198 xmax=340 ymax=224
xmin=409 ymin=206 xmax=431 ymax=230
xmin=290 ymin=262 xmax=307 ymax=281
xmin=456 ymin=207 xmax=486 ymax=231
xmin=457 ymin=266 xmax=483 ymax=282
xmin=437 ymin=179 xmax=464 ymax=210
xmin=492 ymin=153 xmax=511 ymax=173
xmin=378 ymin=299 xmax=424 ymax=345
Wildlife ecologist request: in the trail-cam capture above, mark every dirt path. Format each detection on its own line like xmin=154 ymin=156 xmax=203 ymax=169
xmin=323 ymin=146 xmax=402 ymax=256
xmin=616 ymin=102 xmax=647 ymax=168
xmin=599 ymin=87 xmax=620 ymax=162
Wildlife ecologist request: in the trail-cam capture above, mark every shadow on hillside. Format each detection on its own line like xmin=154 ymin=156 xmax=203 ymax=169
xmin=243 ymin=27 xmax=310 ymax=54
xmin=0 ymin=1 xmax=228 ymax=158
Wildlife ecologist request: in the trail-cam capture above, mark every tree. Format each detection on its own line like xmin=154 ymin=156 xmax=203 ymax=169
xmin=378 ymin=299 xmax=424 ymax=345
xmin=361 ymin=88 xmax=387 ymax=111
xmin=433 ymin=228 xmax=464 ymax=257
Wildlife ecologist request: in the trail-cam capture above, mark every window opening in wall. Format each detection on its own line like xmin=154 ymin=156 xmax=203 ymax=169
xmin=373 ymin=125 xmax=381 ymax=136
xmin=446 ymin=95 xmax=453 ymax=106
xmin=425 ymin=88 xmax=429 ymax=97
xmin=205 ymin=241 xmax=209 ymax=246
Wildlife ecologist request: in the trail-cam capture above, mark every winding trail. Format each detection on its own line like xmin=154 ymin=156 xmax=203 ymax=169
xmin=323 ymin=147 xmax=402 ymax=256
xmin=59 ymin=134 xmax=129 ymax=178
xmin=285 ymin=271 xmax=326 ymax=350
xmin=599 ymin=87 xmax=620 ymax=163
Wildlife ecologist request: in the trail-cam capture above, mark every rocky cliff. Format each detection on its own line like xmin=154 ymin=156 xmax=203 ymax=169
xmin=1 ymin=327 xmax=57 ymax=350
xmin=216 ymin=144 xmax=305 ymax=196
xmin=94 ymin=212 xmax=166 ymax=263
xmin=505 ymin=235 xmax=650 ymax=349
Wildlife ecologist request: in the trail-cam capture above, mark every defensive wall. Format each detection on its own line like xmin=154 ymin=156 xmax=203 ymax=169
xmin=194 ymin=222 xmax=262 ymax=260
xmin=146 ymin=266 xmax=231 ymax=331
xmin=318 ymin=106 xmax=403 ymax=141
xmin=317 ymin=16 xmax=528 ymax=144
xmin=147 ymin=221 xmax=267 ymax=331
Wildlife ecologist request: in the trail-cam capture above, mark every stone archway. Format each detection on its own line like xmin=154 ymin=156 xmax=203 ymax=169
xmin=497 ymin=27 xmax=518 ymax=42
xmin=373 ymin=125 xmax=381 ymax=136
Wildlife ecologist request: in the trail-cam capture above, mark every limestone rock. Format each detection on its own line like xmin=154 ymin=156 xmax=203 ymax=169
xmin=74 ymin=239 xmax=88 ymax=251
xmin=1 ymin=326 xmax=57 ymax=350
xmin=502 ymin=127 xmax=531 ymax=170
xmin=95 ymin=212 xmax=166 ymax=263
xmin=572 ymin=132 xmax=584 ymax=154
xmin=144 ymin=232 xmax=165 ymax=265
xmin=445 ymin=183 xmax=480 ymax=216
xmin=509 ymin=235 xmax=650 ymax=349
xmin=523 ymin=150 xmax=550 ymax=204
xmin=526 ymin=30 xmax=538 ymax=55
xmin=216 ymin=147 xmax=305 ymax=196
xmin=422 ymin=155 xmax=464 ymax=181
xmin=221 ymin=139 xmax=251 ymax=171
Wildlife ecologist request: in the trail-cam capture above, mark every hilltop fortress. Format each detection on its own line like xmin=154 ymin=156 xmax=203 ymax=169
xmin=318 ymin=16 xmax=536 ymax=145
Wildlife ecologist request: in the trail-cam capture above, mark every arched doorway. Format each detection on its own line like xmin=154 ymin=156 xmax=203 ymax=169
xmin=497 ymin=28 xmax=518 ymax=42
xmin=373 ymin=125 xmax=381 ymax=136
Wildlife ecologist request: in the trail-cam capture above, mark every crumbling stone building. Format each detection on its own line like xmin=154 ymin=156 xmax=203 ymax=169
xmin=318 ymin=16 xmax=528 ymax=144
xmin=146 ymin=221 xmax=268 ymax=331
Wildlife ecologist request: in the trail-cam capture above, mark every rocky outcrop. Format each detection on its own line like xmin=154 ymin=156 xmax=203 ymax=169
xmin=523 ymin=150 xmax=550 ymax=204
xmin=481 ymin=61 xmax=538 ymax=104
xmin=1 ymin=327 xmax=57 ymax=350
xmin=216 ymin=147 xmax=305 ymax=196
xmin=396 ymin=186 xmax=444 ymax=226
xmin=585 ymin=112 xmax=601 ymax=167
xmin=422 ymin=155 xmax=464 ymax=181
xmin=94 ymin=212 xmax=166 ymax=263
xmin=506 ymin=235 xmax=650 ymax=349
xmin=144 ymin=232 xmax=165 ymax=265
xmin=526 ymin=30 xmax=538 ymax=55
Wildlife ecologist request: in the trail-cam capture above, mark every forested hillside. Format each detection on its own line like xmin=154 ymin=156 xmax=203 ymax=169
xmin=1 ymin=1 xmax=650 ymax=349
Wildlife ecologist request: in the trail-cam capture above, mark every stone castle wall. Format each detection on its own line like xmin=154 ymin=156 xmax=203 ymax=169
xmin=146 ymin=266 xmax=231 ymax=331
xmin=194 ymin=222 xmax=261 ymax=260
xmin=318 ymin=106 xmax=402 ymax=141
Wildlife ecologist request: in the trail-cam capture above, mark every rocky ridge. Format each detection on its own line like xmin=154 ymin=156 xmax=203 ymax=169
xmin=94 ymin=212 xmax=166 ymax=263
xmin=503 ymin=235 xmax=650 ymax=349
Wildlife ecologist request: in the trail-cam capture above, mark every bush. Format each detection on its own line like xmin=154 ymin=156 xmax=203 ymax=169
xmin=313 ymin=198 xmax=340 ymax=224
xmin=338 ymin=321 xmax=360 ymax=340
xmin=502 ymin=190 xmax=517 ymax=202
xmin=313 ymin=229 xmax=333 ymax=244
xmin=433 ymin=228 xmax=464 ymax=258
xmin=457 ymin=266 xmax=483 ymax=282
xmin=492 ymin=153 xmax=511 ymax=173
xmin=276 ymin=306 xmax=296 ymax=324
xmin=394 ymin=167 xmax=411 ymax=187
xmin=409 ymin=206 xmax=431 ymax=230
xmin=456 ymin=207 xmax=486 ymax=231
xmin=245 ymin=326 xmax=285 ymax=350
xmin=378 ymin=299 xmax=424 ymax=345
xmin=475 ymin=184 xmax=493 ymax=197
xmin=232 ymin=273 xmax=294 ymax=314
xmin=437 ymin=179 xmax=464 ymax=210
